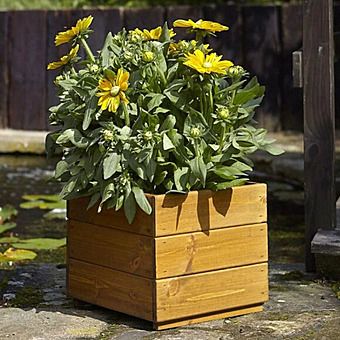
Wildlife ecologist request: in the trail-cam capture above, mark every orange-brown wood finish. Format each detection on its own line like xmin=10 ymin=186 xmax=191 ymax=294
xmin=67 ymin=183 xmax=268 ymax=330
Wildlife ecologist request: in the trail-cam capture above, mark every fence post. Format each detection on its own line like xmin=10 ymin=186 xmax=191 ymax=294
xmin=303 ymin=0 xmax=335 ymax=271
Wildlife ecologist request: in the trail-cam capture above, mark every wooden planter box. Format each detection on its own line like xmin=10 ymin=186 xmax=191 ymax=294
xmin=66 ymin=183 xmax=268 ymax=330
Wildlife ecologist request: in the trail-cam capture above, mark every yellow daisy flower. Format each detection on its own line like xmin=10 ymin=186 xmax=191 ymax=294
xmin=173 ymin=19 xmax=229 ymax=33
xmin=131 ymin=26 xmax=176 ymax=41
xmin=47 ymin=45 xmax=79 ymax=70
xmin=183 ymin=49 xmax=233 ymax=75
xmin=96 ymin=69 xmax=129 ymax=113
xmin=55 ymin=15 xmax=93 ymax=46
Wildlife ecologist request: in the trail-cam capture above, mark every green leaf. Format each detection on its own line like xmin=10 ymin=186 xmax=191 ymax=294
xmin=55 ymin=160 xmax=69 ymax=179
xmin=83 ymin=94 xmax=98 ymax=130
xmin=11 ymin=238 xmax=66 ymax=250
xmin=163 ymin=133 xmax=175 ymax=150
xmin=22 ymin=194 xmax=61 ymax=202
xmin=124 ymin=191 xmax=136 ymax=224
xmin=0 ymin=248 xmax=37 ymax=263
xmin=214 ymin=178 xmax=248 ymax=190
xmin=132 ymin=187 xmax=152 ymax=215
xmin=20 ymin=200 xmax=66 ymax=210
xmin=160 ymin=115 xmax=176 ymax=131
xmin=190 ymin=157 xmax=206 ymax=186
xmin=0 ymin=205 xmax=18 ymax=224
xmin=147 ymin=93 xmax=165 ymax=111
xmin=174 ymin=167 xmax=189 ymax=191
xmin=56 ymin=129 xmax=89 ymax=149
xmin=0 ymin=236 xmax=20 ymax=243
xmin=103 ymin=152 xmax=120 ymax=180
xmin=0 ymin=223 xmax=16 ymax=235
xmin=262 ymin=143 xmax=284 ymax=155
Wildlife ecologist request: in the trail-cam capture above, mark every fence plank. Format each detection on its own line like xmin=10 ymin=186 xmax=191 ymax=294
xmin=124 ymin=7 xmax=165 ymax=31
xmin=8 ymin=10 xmax=47 ymax=130
xmin=204 ymin=4 xmax=242 ymax=64
xmin=303 ymin=0 xmax=335 ymax=271
xmin=83 ymin=8 xmax=123 ymax=53
xmin=334 ymin=3 xmax=340 ymax=129
xmin=280 ymin=4 xmax=303 ymax=131
xmin=0 ymin=12 xmax=8 ymax=128
xmin=166 ymin=6 xmax=202 ymax=40
xmin=242 ymin=6 xmax=281 ymax=131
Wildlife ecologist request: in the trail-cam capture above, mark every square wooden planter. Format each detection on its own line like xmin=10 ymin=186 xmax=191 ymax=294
xmin=66 ymin=183 xmax=268 ymax=330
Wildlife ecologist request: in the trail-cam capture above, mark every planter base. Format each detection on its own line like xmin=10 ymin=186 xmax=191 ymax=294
xmin=153 ymin=305 xmax=263 ymax=330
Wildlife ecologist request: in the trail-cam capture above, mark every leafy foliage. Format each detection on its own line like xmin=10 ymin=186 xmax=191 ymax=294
xmin=47 ymin=18 xmax=282 ymax=223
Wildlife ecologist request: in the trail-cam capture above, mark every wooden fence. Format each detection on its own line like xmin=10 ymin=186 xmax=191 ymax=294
xmin=0 ymin=4 xmax=338 ymax=131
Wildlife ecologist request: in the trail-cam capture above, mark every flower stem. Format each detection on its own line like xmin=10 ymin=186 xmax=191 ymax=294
xmin=218 ymin=123 xmax=226 ymax=153
xmin=80 ymin=38 xmax=95 ymax=63
xmin=122 ymin=102 xmax=130 ymax=127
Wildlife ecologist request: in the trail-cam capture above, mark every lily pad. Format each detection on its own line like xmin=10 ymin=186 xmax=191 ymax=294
xmin=0 ymin=205 xmax=18 ymax=224
xmin=43 ymin=208 xmax=66 ymax=220
xmin=0 ymin=236 xmax=20 ymax=243
xmin=20 ymin=200 xmax=66 ymax=210
xmin=0 ymin=222 xmax=17 ymax=234
xmin=11 ymin=238 xmax=66 ymax=250
xmin=0 ymin=248 xmax=37 ymax=262
xmin=22 ymin=194 xmax=61 ymax=202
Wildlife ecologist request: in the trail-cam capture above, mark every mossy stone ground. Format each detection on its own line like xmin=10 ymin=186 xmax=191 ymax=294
xmin=0 ymin=149 xmax=340 ymax=339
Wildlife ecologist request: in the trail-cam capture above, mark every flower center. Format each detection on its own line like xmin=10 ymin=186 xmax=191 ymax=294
xmin=203 ymin=61 xmax=212 ymax=68
xmin=110 ymin=86 xmax=120 ymax=97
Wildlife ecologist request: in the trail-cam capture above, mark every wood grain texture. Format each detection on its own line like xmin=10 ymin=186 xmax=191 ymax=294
xmin=303 ymin=0 xmax=336 ymax=271
xmin=154 ymin=304 xmax=263 ymax=330
xmin=67 ymin=196 xmax=156 ymax=236
xmin=0 ymin=12 xmax=8 ymax=128
xmin=155 ymin=263 xmax=268 ymax=322
xmin=8 ymin=10 xmax=47 ymax=130
xmin=280 ymin=4 xmax=303 ymax=131
xmin=123 ymin=7 xmax=165 ymax=30
xmin=68 ymin=258 xmax=154 ymax=321
xmin=203 ymin=4 xmax=242 ymax=64
xmin=242 ymin=6 xmax=281 ymax=131
xmin=155 ymin=223 xmax=267 ymax=278
xmin=68 ymin=219 xmax=154 ymax=278
xmin=154 ymin=183 xmax=267 ymax=236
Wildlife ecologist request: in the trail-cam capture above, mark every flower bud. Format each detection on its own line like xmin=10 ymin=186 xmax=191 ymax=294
xmin=89 ymin=64 xmax=99 ymax=73
xmin=54 ymin=75 xmax=64 ymax=84
xmin=228 ymin=65 xmax=244 ymax=77
xmin=217 ymin=107 xmax=229 ymax=120
xmin=124 ymin=51 xmax=134 ymax=61
xmin=102 ymin=129 xmax=114 ymax=142
xmin=142 ymin=51 xmax=154 ymax=63
xmin=143 ymin=130 xmax=153 ymax=141
xmin=190 ymin=127 xmax=201 ymax=139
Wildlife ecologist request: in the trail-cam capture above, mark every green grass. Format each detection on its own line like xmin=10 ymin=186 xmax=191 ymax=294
xmin=0 ymin=0 xmax=302 ymax=11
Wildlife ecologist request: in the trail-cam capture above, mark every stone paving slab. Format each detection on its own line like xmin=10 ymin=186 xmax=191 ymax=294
xmin=0 ymin=262 xmax=339 ymax=339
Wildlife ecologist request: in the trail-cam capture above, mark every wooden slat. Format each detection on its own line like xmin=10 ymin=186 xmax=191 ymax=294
xmin=8 ymin=10 xmax=47 ymax=130
xmin=242 ymin=6 xmax=281 ymax=131
xmin=334 ymin=3 xmax=340 ymax=128
xmin=155 ymin=223 xmax=267 ymax=278
xmin=0 ymin=12 xmax=8 ymax=128
xmin=155 ymin=263 xmax=268 ymax=322
xmin=154 ymin=183 xmax=267 ymax=236
xmin=154 ymin=304 xmax=263 ymax=330
xmin=123 ymin=7 xmax=165 ymax=31
xmin=280 ymin=4 xmax=303 ymax=131
xmin=303 ymin=0 xmax=336 ymax=271
xmin=47 ymin=10 xmax=83 ymax=122
xmin=68 ymin=258 xmax=154 ymax=321
xmin=68 ymin=219 xmax=154 ymax=278
xmin=82 ymin=9 xmax=123 ymax=53
xmin=166 ymin=5 xmax=202 ymax=40
xmin=67 ymin=196 xmax=156 ymax=236
xmin=203 ymin=4 xmax=242 ymax=64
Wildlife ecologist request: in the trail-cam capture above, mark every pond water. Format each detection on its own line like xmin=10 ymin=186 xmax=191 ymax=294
xmin=0 ymin=154 xmax=305 ymax=265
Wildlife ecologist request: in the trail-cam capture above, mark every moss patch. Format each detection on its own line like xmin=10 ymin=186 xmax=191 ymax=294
xmin=9 ymin=286 xmax=43 ymax=308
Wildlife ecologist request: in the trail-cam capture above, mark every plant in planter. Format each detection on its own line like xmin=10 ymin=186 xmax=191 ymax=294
xmin=47 ymin=16 xmax=282 ymax=329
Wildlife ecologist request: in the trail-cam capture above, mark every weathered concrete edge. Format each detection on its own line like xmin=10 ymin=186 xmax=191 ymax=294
xmin=0 ymin=129 xmax=48 ymax=154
